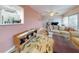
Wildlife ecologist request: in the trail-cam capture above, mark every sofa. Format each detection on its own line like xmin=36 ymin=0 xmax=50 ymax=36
xmin=69 ymin=31 xmax=79 ymax=48
xmin=52 ymin=30 xmax=79 ymax=49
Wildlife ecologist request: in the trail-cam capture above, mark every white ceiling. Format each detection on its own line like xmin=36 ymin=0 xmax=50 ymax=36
xmin=31 ymin=5 xmax=77 ymax=16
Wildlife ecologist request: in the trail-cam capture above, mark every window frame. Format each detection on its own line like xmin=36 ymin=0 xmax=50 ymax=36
xmin=63 ymin=13 xmax=78 ymax=29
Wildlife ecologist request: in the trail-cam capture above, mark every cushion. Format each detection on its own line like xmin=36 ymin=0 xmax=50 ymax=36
xmin=59 ymin=26 xmax=65 ymax=31
xmin=70 ymin=31 xmax=79 ymax=37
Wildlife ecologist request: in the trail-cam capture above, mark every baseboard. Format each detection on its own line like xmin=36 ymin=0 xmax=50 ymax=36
xmin=5 ymin=46 xmax=15 ymax=53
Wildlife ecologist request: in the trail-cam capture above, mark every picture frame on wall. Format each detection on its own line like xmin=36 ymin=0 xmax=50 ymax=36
xmin=0 ymin=5 xmax=24 ymax=25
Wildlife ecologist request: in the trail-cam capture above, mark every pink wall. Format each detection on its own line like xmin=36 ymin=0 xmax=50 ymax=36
xmin=0 ymin=5 xmax=42 ymax=52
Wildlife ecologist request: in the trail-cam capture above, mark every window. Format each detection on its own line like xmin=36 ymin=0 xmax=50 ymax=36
xmin=68 ymin=14 xmax=77 ymax=29
xmin=63 ymin=14 xmax=78 ymax=29
xmin=63 ymin=17 xmax=68 ymax=26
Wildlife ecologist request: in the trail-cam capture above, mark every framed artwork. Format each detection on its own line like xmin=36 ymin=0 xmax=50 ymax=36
xmin=0 ymin=5 xmax=24 ymax=25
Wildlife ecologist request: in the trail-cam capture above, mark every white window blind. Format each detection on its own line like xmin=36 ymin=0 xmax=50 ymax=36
xmin=68 ymin=14 xmax=77 ymax=29
xmin=63 ymin=14 xmax=78 ymax=29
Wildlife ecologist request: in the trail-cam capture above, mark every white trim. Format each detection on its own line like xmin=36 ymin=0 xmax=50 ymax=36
xmin=5 ymin=46 xmax=15 ymax=53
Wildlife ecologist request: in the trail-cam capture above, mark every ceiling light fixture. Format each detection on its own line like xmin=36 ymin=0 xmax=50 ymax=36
xmin=48 ymin=11 xmax=55 ymax=17
xmin=49 ymin=12 xmax=54 ymax=16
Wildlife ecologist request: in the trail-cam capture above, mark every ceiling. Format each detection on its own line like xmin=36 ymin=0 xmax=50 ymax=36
xmin=31 ymin=5 xmax=77 ymax=16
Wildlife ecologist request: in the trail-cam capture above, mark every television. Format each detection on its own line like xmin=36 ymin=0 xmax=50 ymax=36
xmin=51 ymin=22 xmax=58 ymax=25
